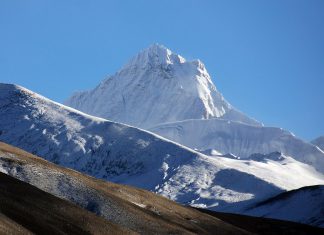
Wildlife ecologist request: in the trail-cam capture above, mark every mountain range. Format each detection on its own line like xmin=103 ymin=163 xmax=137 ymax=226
xmin=0 ymin=82 xmax=323 ymax=229
xmin=1 ymin=44 xmax=323 ymax=232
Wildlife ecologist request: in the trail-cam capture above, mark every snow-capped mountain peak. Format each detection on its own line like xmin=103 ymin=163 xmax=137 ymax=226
xmin=65 ymin=44 xmax=260 ymax=128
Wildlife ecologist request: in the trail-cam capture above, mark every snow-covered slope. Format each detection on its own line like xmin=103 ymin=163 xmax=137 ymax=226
xmin=65 ymin=44 xmax=260 ymax=128
xmin=149 ymin=119 xmax=324 ymax=173
xmin=0 ymin=83 xmax=198 ymax=190
xmin=312 ymin=136 xmax=324 ymax=151
xmin=2 ymin=143 xmax=323 ymax=233
xmin=1 ymin=83 xmax=324 ymax=214
xmin=153 ymin=151 xmax=324 ymax=214
xmin=245 ymin=185 xmax=324 ymax=228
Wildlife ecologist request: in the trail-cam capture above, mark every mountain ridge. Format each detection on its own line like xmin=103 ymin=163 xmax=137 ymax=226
xmin=1 ymin=83 xmax=324 ymax=216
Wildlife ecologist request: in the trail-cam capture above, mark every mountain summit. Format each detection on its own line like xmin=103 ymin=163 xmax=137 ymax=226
xmin=125 ymin=43 xmax=187 ymax=68
xmin=65 ymin=44 xmax=260 ymax=128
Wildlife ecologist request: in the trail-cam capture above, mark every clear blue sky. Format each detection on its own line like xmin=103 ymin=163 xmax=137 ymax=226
xmin=1 ymin=0 xmax=323 ymax=141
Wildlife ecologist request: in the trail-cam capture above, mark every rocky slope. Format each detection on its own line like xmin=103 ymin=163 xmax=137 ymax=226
xmin=0 ymin=172 xmax=132 ymax=235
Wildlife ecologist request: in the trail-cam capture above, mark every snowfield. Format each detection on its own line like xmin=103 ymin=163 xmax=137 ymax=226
xmin=150 ymin=118 xmax=324 ymax=173
xmin=1 ymin=83 xmax=324 ymax=217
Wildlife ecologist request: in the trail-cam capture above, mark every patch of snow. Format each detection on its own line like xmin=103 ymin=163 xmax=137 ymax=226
xmin=131 ymin=202 xmax=146 ymax=208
